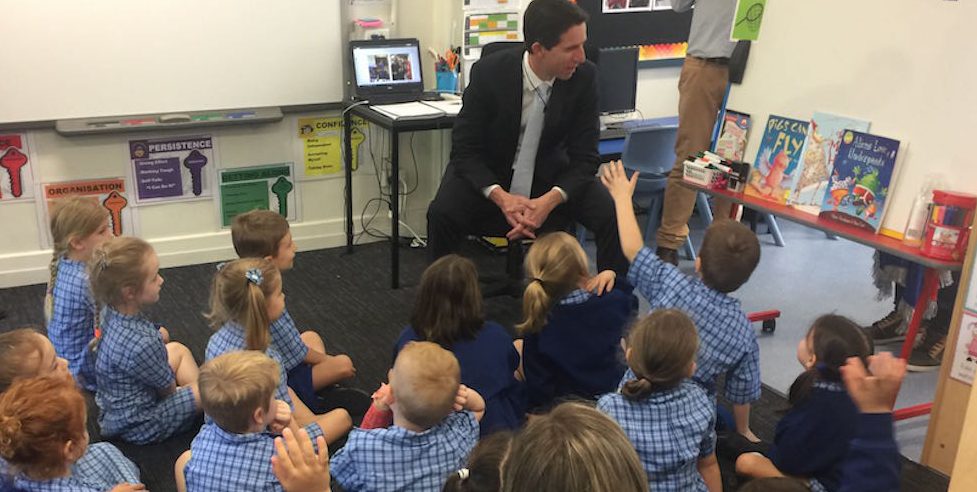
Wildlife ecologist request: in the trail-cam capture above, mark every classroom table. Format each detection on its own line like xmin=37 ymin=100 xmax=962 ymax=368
xmin=682 ymin=180 xmax=963 ymax=421
xmin=343 ymin=103 xmax=455 ymax=289
xmin=342 ymin=104 xmax=677 ymax=289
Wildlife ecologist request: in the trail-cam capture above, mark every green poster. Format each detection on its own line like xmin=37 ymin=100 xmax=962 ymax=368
xmin=218 ymin=163 xmax=296 ymax=227
xmin=220 ymin=181 xmax=269 ymax=226
xmin=731 ymin=0 xmax=766 ymax=42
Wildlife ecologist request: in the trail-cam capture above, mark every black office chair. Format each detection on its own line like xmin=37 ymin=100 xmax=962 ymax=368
xmin=480 ymin=41 xmax=600 ymax=63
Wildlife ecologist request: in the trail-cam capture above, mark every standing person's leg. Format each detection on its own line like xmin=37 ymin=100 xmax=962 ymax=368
xmin=656 ymin=57 xmax=731 ymax=261
xmin=908 ymin=271 xmax=959 ymax=371
xmin=427 ymin=172 xmax=507 ymax=262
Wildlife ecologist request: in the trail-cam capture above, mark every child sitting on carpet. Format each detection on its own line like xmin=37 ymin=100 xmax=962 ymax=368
xmin=515 ymin=231 xmax=634 ymax=411
xmin=205 ymin=258 xmax=351 ymax=445
xmin=394 ymin=254 xmax=524 ymax=435
xmin=90 ymin=237 xmax=201 ymax=445
xmin=0 ymin=376 xmax=144 ymax=491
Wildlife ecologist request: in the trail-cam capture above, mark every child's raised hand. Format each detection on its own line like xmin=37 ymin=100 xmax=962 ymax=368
xmin=586 ymin=270 xmax=617 ymax=296
xmin=371 ymin=382 xmax=394 ymax=412
xmin=840 ymin=352 xmax=907 ymax=414
xmin=109 ymin=484 xmax=147 ymax=492
xmin=272 ymin=427 xmax=330 ymax=492
xmin=269 ymin=399 xmax=293 ymax=433
xmin=453 ymin=384 xmax=470 ymax=412
xmin=600 ymin=160 xmax=638 ymax=203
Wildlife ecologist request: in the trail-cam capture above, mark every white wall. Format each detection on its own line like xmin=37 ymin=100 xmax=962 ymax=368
xmin=729 ymin=0 xmax=977 ymax=235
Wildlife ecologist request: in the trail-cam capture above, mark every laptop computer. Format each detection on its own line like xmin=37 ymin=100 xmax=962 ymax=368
xmin=350 ymin=38 xmax=441 ymax=105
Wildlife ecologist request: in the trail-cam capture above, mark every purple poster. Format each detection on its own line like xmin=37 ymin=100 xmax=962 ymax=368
xmin=134 ymin=158 xmax=183 ymax=199
xmin=128 ymin=134 xmax=216 ymax=203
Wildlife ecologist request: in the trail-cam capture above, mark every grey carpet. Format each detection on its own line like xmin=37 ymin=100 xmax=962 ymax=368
xmin=0 ymin=238 xmax=948 ymax=492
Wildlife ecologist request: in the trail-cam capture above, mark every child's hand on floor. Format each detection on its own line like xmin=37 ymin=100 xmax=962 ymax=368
xmin=600 ymin=160 xmax=639 ymax=204
xmin=841 ymin=352 xmax=906 ymax=414
xmin=371 ymin=382 xmax=394 ymax=412
xmin=586 ymin=270 xmax=617 ymax=295
xmin=269 ymin=399 xmax=293 ymax=433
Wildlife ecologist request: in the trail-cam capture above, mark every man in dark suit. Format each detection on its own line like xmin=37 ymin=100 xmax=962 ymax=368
xmin=427 ymin=0 xmax=627 ymax=275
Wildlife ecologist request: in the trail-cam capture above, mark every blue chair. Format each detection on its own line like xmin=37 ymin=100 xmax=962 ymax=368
xmin=620 ymin=125 xmax=707 ymax=260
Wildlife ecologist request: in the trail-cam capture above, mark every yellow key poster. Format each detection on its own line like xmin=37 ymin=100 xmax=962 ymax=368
xmin=296 ymin=116 xmax=366 ymax=179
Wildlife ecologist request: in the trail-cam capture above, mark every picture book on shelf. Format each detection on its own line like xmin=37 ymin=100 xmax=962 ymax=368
xmin=714 ymin=110 xmax=751 ymax=161
xmin=788 ymin=112 xmax=871 ymax=215
xmin=818 ymin=130 xmax=901 ymax=233
xmin=744 ymin=115 xmax=809 ymax=204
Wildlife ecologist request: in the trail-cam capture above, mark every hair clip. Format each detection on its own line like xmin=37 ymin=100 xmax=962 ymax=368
xmin=245 ymin=268 xmax=263 ymax=286
xmin=530 ymin=277 xmax=544 ymax=285
xmin=457 ymin=468 xmax=470 ymax=481
xmin=215 ymin=261 xmax=228 ymax=272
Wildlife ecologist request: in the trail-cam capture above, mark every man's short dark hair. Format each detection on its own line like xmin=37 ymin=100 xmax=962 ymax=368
xmin=523 ymin=0 xmax=589 ymax=52
xmin=698 ymin=219 xmax=760 ymax=293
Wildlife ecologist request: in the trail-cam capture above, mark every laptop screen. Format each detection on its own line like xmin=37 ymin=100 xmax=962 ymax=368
xmin=350 ymin=38 xmax=424 ymax=97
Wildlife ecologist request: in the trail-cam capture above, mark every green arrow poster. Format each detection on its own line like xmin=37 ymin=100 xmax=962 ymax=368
xmin=218 ymin=163 xmax=298 ymax=227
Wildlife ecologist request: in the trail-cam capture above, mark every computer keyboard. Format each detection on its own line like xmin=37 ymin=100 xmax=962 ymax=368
xmin=600 ymin=126 xmax=628 ymax=140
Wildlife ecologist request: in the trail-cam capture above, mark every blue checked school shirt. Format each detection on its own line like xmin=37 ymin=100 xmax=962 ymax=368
xmin=206 ymin=321 xmax=293 ymax=407
xmin=330 ymin=411 xmax=479 ymax=492
xmin=48 ymin=257 xmax=97 ymax=387
xmin=185 ymin=422 xmax=324 ymax=492
xmin=13 ymin=442 xmax=140 ymax=491
xmin=628 ymin=247 xmax=761 ymax=404
xmin=269 ymin=308 xmax=309 ymax=372
xmin=598 ymin=380 xmax=716 ymax=492
xmin=95 ymin=306 xmax=180 ymax=442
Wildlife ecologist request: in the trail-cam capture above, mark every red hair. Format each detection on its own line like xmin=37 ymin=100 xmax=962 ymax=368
xmin=0 ymin=376 xmax=87 ymax=479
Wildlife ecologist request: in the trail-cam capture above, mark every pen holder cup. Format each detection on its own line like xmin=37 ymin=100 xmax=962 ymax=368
xmin=920 ymin=190 xmax=977 ymax=261
xmin=436 ymin=71 xmax=458 ymax=94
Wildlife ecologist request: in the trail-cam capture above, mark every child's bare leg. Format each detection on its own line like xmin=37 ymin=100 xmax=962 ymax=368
xmin=735 ymin=452 xmax=785 ymax=479
xmin=312 ymin=409 xmax=352 ymax=445
xmin=513 ymin=339 xmax=525 ymax=381
xmin=174 ymin=449 xmax=191 ymax=492
xmin=310 ymin=354 xmax=355 ymax=389
xmin=301 ymin=331 xmax=356 ymax=389
xmin=288 ymin=387 xmax=352 ymax=444
xmin=166 ymin=342 xmax=199 ymax=385
xmin=289 ymin=387 xmax=317 ymax=424
xmin=300 ymin=331 xmax=326 ymax=353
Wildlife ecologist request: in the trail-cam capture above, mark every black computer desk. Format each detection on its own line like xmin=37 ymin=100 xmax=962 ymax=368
xmin=343 ymin=103 xmax=675 ymax=289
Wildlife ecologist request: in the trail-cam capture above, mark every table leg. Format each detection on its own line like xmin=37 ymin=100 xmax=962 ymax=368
xmin=892 ymin=267 xmax=940 ymax=421
xmin=391 ymin=130 xmax=400 ymax=289
xmin=344 ymin=110 xmax=354 ymax=254
xmin=900 ymin=268 xmax=940 ymax=360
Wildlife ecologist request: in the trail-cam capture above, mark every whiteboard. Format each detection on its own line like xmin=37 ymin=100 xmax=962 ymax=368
xmin=0 ymin=0 xmax=344 ymax=124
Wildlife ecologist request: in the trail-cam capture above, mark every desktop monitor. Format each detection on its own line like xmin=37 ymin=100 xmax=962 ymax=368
xmin=597 ymin=47 xmax=638 ymax=115
xmin=350 ymin=38 xmax=424 ymax=99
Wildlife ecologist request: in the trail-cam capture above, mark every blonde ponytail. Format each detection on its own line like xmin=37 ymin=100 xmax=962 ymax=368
xmin=516 ymin=233 xmax=590 ymax=334
xmin=206 ymin=259 xmax=280 ymax=352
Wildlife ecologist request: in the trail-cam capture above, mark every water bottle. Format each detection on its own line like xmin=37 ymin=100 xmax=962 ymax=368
xmin=903 ymin=175 xmax=945 ymax=246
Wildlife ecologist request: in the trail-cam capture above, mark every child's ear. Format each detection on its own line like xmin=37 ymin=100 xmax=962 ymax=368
xmin=687 ymin=360 xmax=697 ymax=378
xmin=121 ymin=285 xmax=136 ymax=302
xmin=63 ymin=439 xmax=84 ymax=463
xmin=263 ymin=254 xmax=275 ymax=263
xmin=67 ymin=235 xmax=84 ymax=252
xmin=252 ymin=405 xmax=266 ymax=427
